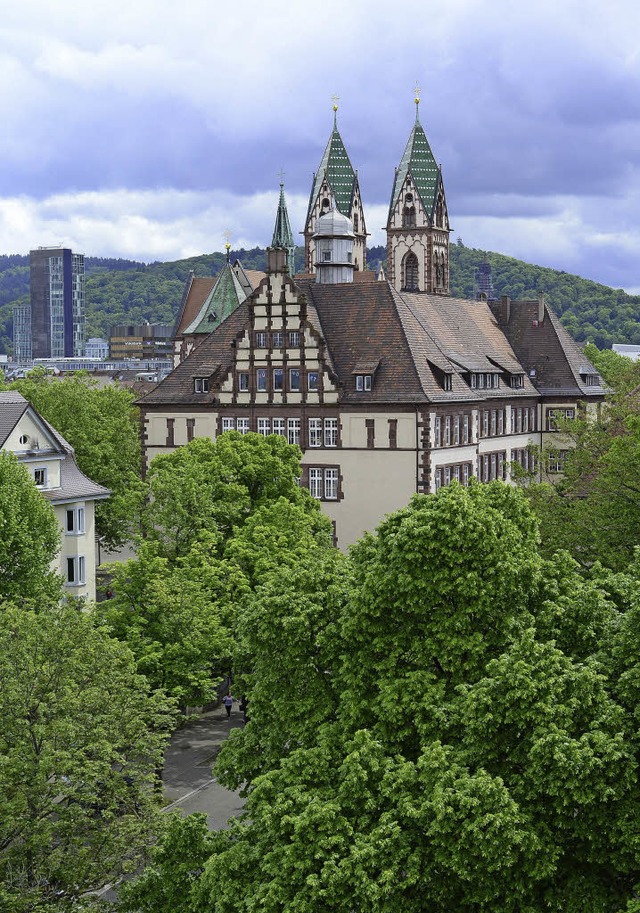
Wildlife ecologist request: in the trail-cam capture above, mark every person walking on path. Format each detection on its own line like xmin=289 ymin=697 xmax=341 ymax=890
xmin=222 ymin=692 xmax=234 ymax=719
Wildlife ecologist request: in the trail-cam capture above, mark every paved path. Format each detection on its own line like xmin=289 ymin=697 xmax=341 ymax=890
xmin=162 ymin=703 xmax=245 ymax=830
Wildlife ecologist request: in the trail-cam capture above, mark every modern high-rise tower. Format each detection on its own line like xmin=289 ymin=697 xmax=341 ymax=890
xmin=14 ymin=247 xmax=85 ymax=360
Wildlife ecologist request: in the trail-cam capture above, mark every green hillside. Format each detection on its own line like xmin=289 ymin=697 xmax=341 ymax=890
xmin=0 ymin=244 xmax=638 ymax=356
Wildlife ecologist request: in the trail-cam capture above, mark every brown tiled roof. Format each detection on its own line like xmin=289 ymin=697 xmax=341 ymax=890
xmin=139 ymin=304 xmax=249 ymax=405
xmin=174 ymin=277 xmax=216 ymax=337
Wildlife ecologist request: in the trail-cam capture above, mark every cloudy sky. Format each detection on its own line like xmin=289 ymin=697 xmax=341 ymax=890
xmin=1 ymin=0 xmax=639 ymax=291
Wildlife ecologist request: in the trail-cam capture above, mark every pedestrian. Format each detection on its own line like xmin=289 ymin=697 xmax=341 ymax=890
xmin=239 ymin=696 xmax=248 ymax=723
xmin=222 ymin=692 xmax=233 ymax=719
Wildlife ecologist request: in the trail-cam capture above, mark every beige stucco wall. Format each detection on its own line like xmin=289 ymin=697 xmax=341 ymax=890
xmin=53 ymin=499 xmax=98 ymax=601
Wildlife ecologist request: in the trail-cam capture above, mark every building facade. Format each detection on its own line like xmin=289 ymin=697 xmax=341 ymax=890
xmin=0 ymin=391 xmax=110 ymax=599
xmin=138 ymin=104 xmax=605 ymax=548
xmin=109 ymin=323 xmax=173 ymax=360
xmin=15 ymin=247 xmax=86 ymax=360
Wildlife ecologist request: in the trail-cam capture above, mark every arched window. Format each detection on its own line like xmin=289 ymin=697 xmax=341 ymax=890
xmin=436 ymin=197 xmax=444 ymax=227
xmin=434 ymin=254 xmax=441 ymax=288
xmin=403 ymin=252 xmax=419 ymax=291
xmin=354 ymin=213 xmax=359 ymax=232
xmin=321 ymin=197 xmax=330 ymax=211
xmin=403 ymin=205 xmax=416 ymax=228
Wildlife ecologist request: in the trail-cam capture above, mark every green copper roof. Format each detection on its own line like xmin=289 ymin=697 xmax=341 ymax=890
xmin=183 ymin=261 xmax=246 ymax=335
xmin=272 ymin=182 xmax=296 ymax=274
xmin=306 ymin=116 xmax=357 ymax=223
xmin=389 ymin=112 xmax=440 ymax=220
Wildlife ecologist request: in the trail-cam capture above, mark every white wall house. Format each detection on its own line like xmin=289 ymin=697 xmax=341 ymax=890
xmin=0 ymin=391 xmax=110 ymax=600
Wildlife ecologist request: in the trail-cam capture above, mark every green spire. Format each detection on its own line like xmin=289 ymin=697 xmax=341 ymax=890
xmin=183 ymin=261 xmax=246 ymax=335
xmin=306 ymin=110 xmax=358 ymax=224
xmin=271 ymin=181 xmax=296 ymax=275
xmin=388 ymin=104 xmax=440 ymax=221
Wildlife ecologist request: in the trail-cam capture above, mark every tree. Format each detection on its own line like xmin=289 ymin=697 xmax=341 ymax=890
xmin=127 ymin=483 xmax=640 ymax=912
xmin=0 ymin=369 xmax=144 ymax=548
xmin=0 ymin=450 xmax=60 ymax=602
xmin=0 ymin=601 xmax=175 ymax=912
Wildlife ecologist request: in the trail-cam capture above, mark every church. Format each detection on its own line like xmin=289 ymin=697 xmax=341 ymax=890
xmin=138 ymin=98 xmax=605 ymax=547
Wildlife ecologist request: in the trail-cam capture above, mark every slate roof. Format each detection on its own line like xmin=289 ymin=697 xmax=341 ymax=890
xmin=174 ymin=276 xmax=216 ymax=337
xmin=306 ymin=116 xmax=358 ymax=223
xmin=0 ymin=391 xmax=28 ymax=446
xmin=389 ymin=110 xmax=441 ymax=220
xmin=272 ymin=184 xmax=295 ymax=251
xmin=41 ymin=456 xmax=110 ymax=505
xmin=183 ymin=261 xmax=247 ymax=335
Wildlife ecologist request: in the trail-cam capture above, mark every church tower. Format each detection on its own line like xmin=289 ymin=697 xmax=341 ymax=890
xmin=386 ymin=94 xmax=450 ymax=295
xmin=271 ymin=180 xmax=296 ymax=276
xmin=304 ymin=102 xmax=367 ymax=274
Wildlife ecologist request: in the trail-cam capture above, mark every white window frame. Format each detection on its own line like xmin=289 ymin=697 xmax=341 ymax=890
xmin=66 ymin=555 xmax=86 ymax=587
xmin=272 ymin=332 xmax=284 ymax=348
xmin=308 ymin=418 xmax=322 ymax=448
xmin=255 ymin=331 xmax=268 ymax=348
xmin=236 ymin=418 xmax=250 ymax=435
xmin=309 ymin=467 xmax=323 ymax=499
xmin=238 ymin=372 xmax=249 ymax=392
xmin=324 ymin=468 xmax=339 ymax=500
xmin=256 ymin=368 xmax=268 ymax=392
xmin=222 ymin=417 xmax=235 ymax=433
xmin=287 ymin=418 xmax=301 ymax=446
xmin=194 ymin=377 xmax=209 ymax=393
xmin=257 ymin=418 xmax=270 ymax=436
xmin=272 ymin=418 xmax=286 ymax=437
xmin=324 ymin=418 xmax=338 ymax=448
xmin=308 ymin=371 xmax=319 ymax=392
xmin=65 ymin=505 xmax=85 ymax=535
xmin=273 ymin=368 xmax=284 ymax=392
xmin=289 ymin=368 xmax=301 ymax=391
xmin=288 ymin=331 xmax=300 ymax=347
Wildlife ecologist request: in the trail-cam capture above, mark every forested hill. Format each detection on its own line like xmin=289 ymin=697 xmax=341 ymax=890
xmin=0 ymin=244 xmax=638 ymax=355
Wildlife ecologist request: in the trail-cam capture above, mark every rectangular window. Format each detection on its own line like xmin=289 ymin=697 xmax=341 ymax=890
xmin=288 ymin=418 xmax=301 ymax=446
xmin=65 ymin=506 xmax=85 ymax=535
xmin=272 ymin=332 xmax=284 ymax=348
xmin=258 ymin=418 xmax=270 ymax=436
xmin=34 ymin=468 xmax=47 ymax=487
xmin=366 ymin=419 xmax=375 ymax=449
xmin=289 ymin=368 xmax=300 ymax=391
xmin=435 ymin=468 xmax=443 ymax=491
xmin=186 ymin=418 xmax=195 ymax=442
xmin=288 ymin=331 xmax=300 ymax=347
xmin=463 ymin=414 xmax=470 ymax=444
xmin=517 ymin=408 xmax=523 ymax=433
xmin=324 ymin=418 xmax=338 ymax=448
xmin=238 ymin=372 xmax=249 ymax=392
xmin=272 ymin=418 xmax=286 ymax=437
xmin=498 ymin=452 xmax=505 ymax=480
xmin=453 ymin=465 xmax=461 ymax=483
xmin=322 ymin=250 xmax=332 ymax=261
xmin=444 ymin=466 xmax=452 ymax=486
xmin=453 ymin=416 xmax=460 ymax=446
xmin=194 ymin=377 xmax=209 ymax=393
xmin=388 ymin=419 xmax=398 ymax=450
xmin=66 ymin=555 xmax=85 ymax=586
xmin=255 ymin=331 xmax=268 ymax=348
xmin=498 ymin=409 xmax=504 ymax=436
xmin=523 ymin=408 xmax=529 ymax=433
xmin=434 ymin=416 xmax=442 ymax=448
xmin=462 ymin=463 xmax=470 ymax=486
xmin=222 ymin=417 xmax=235 ymax=433
xmin=548 ymin=450 xmax=569 ymax=473
xmin=309 ymin=467 xmax=323 ymax=499
xmin=257 ymin=368 xmax=268 ymax=392
xmin=470 ymin=374 xmax=477 ymax=389
xmin=444 ymin=416 xmax=451 ymax=446
xmin=324 ymin=468 xmax=339 ymax=500
xmin=308 ymin=371 xmax=319 ymax=391
xmin=273 ymin=368 xmax=284 ymax=391
xmin=166 ymin=418 xmax=175 ymax=447
xmin=236 ymin=418 xmax=250 ymax=435
xmin=530 ymin=408 xmax=537 ymax=432
xmin=490 ymin=410 xmax=497 ymax=436
xmin=355 ymin=374 xmax=372 ymax=391
xmin=309 ymin=418 xmax=322 ymax=447
xmin=482 ymin=411 xmax=489 ymax=438
xmin=490 ymin=453 xmax=497 ymax=480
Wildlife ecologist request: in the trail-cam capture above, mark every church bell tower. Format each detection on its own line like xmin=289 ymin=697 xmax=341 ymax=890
xmin=386 ymin=93 xmax=451 ymax=295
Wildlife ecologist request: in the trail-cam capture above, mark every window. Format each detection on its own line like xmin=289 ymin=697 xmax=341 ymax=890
xmin=547 ymin=408 xmax=576 ymax=431
xmin=238 ymin=372 xmax=249 ymax=392
xmin=34 ymin=468 xmax=47 ymax=487
xmin=308 ymin=371 xmax=319 ymax=391
xmin=194 ymin=377 xmax=209 ymax=393
xmin=463 ymin=414 xmax=470 ymax=444
xmin=287 ymin=418 xmax=301 ymax=446
xmin=324 ymin=468 xmax=339 ymax=500
xmin=366 ymin=419 xmax=375 ymax=449
xmin=19 ymin=434 xmax=28 ymax=445
xmin=166 ymin=418 xmax=175 ymax=447
xmin=444 ymin=466 xmax=452 ymax=486
xmin=222 ymin=417 xmax=235 ymax=433
xmin=324 ymin=418 xmax=338 ymax=447
xmin=258 ymin=418 xmax=270 ymax=436
xmin=66 ymin=506 xmax=85 ymax=535
xmin=289 ymin=368 xmax=300 ymax=391
xmin=470 ymin=373 xmax=477 ymax=389
xmin=309 ymin=467 xmax=323 ymax=499
xmin=255 ymin=331 xmax=268 ymax=348
xmin=403 ymin=252 xmax=419 ymax=290
xmin=453 ymin=416 xmax=460 ymax=446
xmin=482 ymin=411 xmax=489 ymax=438
xmin=498 ymin=410 xmax=504 ymax=435
xmin=309 ymin=418 xmax=322 ymax=447
xmin=444 ymin=416 xmax=451 ymax=446
xmin=256 ymin=368 xmax=268 ymax=392
xmin=355 ymin=374 xmax=372 ymax=391
xmin=490 ymin=410 xmax=497 ymax=436
xmin=273 ymin=368 xmax=284 ymax=391
xmin=186 ymin=417 xmax=195 ymax=442
xmin=272 ymin=418 xmax=286 ymax=437
xmin=322 ymin=250 xmax=332 ymax=262
xmin=434 ymin=416 xmax=442 ymax=448
xmin=66 ymin=556 xmax=85 ymax=586
xmin=548 ymin=450 xmax=569 ymax=473
xmin=435 ymin=468 xmax=443 ymax=491
xmin=511 ymin=374 xmax=524 ymax=389
xmin=462 ymin=463 xmax=470 ymax=485
xmin=272 ymin=332 xmax=284 ymax=347
xmin=288 ymin=331 xmax=300 ymax=347
xmin=236 ymin=418 xmax=250 ymax=435
xmin=388 ymin=419 xmax=398 ymax=450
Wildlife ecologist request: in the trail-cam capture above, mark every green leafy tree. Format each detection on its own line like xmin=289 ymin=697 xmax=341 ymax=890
xmin=128 ymin=483 xmax=640 ymax=912
xmin=0 ymin=601 xmax=175 ymax=912
xmin=0 ymin=450 xmax=60 ymax=602
xmin=0 ymin=369 xmax=144 ymax=548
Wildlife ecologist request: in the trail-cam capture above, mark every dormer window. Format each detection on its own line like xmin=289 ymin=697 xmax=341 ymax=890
xmin=581 ymin=372 xmax=600 ymax=387
xmin=34 ymin=468 xmax=47 ymax=488
xmin=355 ymin=374 xmax=372 ymax=392
xmin=194 ymin=377 xmax=209 ymax=393
xmin=510 ymin=374 xmax=525 ymax=389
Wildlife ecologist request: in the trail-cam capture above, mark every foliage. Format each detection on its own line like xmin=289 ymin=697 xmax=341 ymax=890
xmin=0 ymin=369 xmax=144 ymax=548
xmin=0 ymin=451 xmax=61 ymax=602
xmin=1 ymin=243 xmax=639 ymax=355
xmin=127 ymin=482 xmax=640 ymax=912
xmin=0 ymin=600 xmax=175 ymax=912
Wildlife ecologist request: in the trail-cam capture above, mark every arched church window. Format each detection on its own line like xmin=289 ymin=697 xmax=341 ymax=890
xmin=405 ymin=194 xmax=413 ymax=203
xmin=403 ymin=206 xmax=416 ymax=228
xmin=436 ymin=197 xmax=444 ymax=227
xmin=434 ymin=254 xmax=441 ymax=288
xmin=321 ymin=197 xmax=330 ymax=210
xmin=354 ymin=214 xmax=359 ymax=232
xmin=403 ymin=252 xmax=419 ymax=291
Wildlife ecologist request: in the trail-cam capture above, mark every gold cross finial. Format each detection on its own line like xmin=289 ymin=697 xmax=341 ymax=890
xmin=332 ymin=93 xmax=340 ymax=113
xmin=278 ymin=168 xmax=286 ymax=186
xmin=414 ymin=82 xmax=421 ymax=106
xmin=223 ymin=230 xmax=231 ymax=258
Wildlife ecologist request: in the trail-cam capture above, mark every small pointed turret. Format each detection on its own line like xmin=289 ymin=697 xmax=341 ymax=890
xmin=271 ymin=180 xmax=296 ymax=276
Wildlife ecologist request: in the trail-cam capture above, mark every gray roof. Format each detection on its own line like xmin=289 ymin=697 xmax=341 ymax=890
xmin=0 ymin=392 xmax=28 ymax=447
